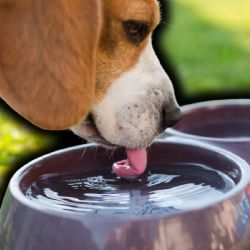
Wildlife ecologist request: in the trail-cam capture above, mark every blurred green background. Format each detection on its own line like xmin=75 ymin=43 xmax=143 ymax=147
xmin=0 ymin=110 xmax=52 ymax=199
xmin=160 ymin=0 xmax=250 ymax=98
xmin=0 ymin=0 xmax=250 ymax=200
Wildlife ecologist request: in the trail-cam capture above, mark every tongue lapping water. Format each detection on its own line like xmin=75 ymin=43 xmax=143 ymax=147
xmin=26 ymin=163 xmax=235 ymax=216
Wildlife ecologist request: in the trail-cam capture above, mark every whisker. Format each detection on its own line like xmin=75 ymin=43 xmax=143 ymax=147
xmin=79 ymin=144 xmax=88 ymax=159
xmin=160 ymin=21 xmax=177 ymax=30
xmin=109 ymin=144 xmax=118 ymax=159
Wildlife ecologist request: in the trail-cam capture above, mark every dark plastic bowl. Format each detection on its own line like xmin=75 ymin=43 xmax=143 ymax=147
xmin=1 ymin=138 xmax=250 ymax=250
xmin=166 ymin=99 xmax=250 ymax=163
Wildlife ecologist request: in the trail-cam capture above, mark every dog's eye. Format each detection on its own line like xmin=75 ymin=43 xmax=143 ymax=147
xmin=123 ymin=21 xmax=149 ymax=45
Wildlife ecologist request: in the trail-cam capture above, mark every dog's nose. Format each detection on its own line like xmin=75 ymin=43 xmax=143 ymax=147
xmin=162 ymin=106 xmax=181 ymax=128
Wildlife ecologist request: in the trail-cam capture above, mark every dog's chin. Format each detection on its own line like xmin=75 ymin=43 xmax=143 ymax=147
xmin=71 ymin=114 xmax=117 ymax=148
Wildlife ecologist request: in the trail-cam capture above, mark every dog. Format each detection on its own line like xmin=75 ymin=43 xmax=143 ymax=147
xmin=0 ymin=0 xmax=180 ymax=175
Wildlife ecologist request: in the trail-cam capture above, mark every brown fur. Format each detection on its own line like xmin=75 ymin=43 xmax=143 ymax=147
xmin=0 ymin=0 xmax=160 ymax=130
xmin=95 ymin=0 xmax=160 ymax=102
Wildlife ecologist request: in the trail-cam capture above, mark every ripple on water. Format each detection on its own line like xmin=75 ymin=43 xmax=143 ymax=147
xmin=26 ymin=163 xmax=235 ymax=216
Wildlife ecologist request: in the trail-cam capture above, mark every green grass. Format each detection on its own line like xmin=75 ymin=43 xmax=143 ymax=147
xmin=0 ymin=110 xmax=53 ymax=193
xmin=160 ymin=0 xmax=250 ymax=97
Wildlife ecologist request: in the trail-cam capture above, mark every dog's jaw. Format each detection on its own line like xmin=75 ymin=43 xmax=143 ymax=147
xmin=71 ymin=114 xmax=116 ymax=148
xmin=72 ymin=40 xmax=179 ymax=149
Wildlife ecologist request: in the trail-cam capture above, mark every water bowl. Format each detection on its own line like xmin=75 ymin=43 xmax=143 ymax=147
xmin=1 ymin=138 xmax=250 ymax=250
xmin=165 ymin=99 xmax=250 ymax=163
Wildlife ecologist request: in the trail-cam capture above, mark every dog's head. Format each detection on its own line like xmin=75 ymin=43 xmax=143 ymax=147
xmin=0 ymin=0 xmax=180 ymax=149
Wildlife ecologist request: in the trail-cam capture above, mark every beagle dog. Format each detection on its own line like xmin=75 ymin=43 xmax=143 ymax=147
xmin=0 ymin=0 xmax=180 ymax=176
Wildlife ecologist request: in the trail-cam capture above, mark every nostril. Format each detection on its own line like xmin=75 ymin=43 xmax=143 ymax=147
xmin=162 ymin=106 xmax=181 ymax=128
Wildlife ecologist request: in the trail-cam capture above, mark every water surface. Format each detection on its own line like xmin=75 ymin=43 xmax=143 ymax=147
xmin=26 ymin=163 xmax=235 ymax=216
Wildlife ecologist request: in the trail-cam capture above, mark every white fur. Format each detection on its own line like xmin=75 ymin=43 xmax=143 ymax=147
xmin=72 ymin=40 xmax=179 ymax=148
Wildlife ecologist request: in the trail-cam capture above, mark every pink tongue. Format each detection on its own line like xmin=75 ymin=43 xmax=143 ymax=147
xmin=112 ymin=148 xmax=147 ymax=178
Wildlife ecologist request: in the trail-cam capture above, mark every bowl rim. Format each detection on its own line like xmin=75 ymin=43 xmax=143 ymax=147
xmin=7 ymin=137 xmax=250 ymax=222
xmin=167 ymin=99 xmax=250 ymax=143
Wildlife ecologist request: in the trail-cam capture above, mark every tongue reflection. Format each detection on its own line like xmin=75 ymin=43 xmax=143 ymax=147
xmin=112 ymin=148 xmax=147 ymax=178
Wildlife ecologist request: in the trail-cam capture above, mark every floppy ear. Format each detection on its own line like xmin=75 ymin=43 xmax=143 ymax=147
xmin=0 ymin=0 xmax=101 ymax=130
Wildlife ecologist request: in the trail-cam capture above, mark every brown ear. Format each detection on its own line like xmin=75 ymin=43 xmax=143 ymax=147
xmin=0 ymin=0 xmax=101 ymax=130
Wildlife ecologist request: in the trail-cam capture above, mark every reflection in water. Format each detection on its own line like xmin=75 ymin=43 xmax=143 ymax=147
xmin=26 ymin=163 xmax=235 ymax=216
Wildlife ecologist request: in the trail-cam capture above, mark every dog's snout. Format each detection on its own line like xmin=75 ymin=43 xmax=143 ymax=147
xmin=162 ymin=106 xmax=181 ymax=128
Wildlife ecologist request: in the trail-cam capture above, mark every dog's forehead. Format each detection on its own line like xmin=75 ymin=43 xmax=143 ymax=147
xmin=103 ymin=0 xmax=160 ymax=26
